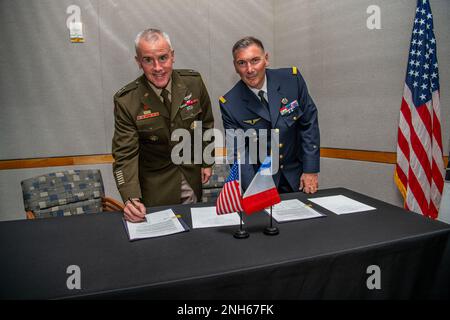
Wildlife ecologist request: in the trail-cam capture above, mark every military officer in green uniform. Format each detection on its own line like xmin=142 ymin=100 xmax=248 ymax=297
xmin=112 ymin=29 xmax=214 ymax=222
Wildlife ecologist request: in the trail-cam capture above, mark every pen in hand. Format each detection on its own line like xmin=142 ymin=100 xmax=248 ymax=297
xmin=125 ymin=198 xmax=146 ymax=222
xmin=128 ymin=197 xmax=139 ymax=209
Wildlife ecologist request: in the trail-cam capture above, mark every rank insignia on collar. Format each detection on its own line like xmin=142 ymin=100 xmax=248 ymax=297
xmin=243 ymin=118 xmax=261 ymax=125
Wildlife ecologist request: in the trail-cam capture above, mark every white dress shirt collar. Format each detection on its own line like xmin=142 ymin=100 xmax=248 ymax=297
xmin=247 ymin=74 xmax=268 ymax=101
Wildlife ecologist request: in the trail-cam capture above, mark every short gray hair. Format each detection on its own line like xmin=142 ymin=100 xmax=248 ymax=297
xmin=134 ymin=28 xmax=172 ymax=55
xmin=232 ymin=36 xmax=265 ymax=59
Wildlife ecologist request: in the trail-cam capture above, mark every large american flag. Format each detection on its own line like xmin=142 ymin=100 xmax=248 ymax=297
xmin=216 ymin=161 xmax=243 ymax=214
xmin=395 ymin=0 xmax=444 ymax=219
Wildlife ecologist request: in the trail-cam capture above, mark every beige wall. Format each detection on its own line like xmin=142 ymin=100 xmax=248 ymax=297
xmin=1 ymin=0 xmax=449 ymax=220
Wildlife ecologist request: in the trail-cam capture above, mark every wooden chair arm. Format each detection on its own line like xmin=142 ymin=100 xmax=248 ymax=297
xmin=102 ymin=197 xmax=125 ymax=212
xmin=26 ymin=211 xmax=36 ymax=219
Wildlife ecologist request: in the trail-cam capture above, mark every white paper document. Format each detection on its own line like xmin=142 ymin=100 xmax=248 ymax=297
xmin=191 ymin=206 xmax=241 ymax=229
xmin=308 ymin=195 xmax=376 ymax=215
xmin=125 ymin=209 xmax=187 ymax=240
xmin=268 ymin=199 xmax=324 ymax=222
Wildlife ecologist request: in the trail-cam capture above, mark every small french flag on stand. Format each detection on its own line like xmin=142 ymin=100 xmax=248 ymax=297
xmin=242 ymin=156 xmax=281 ymax=215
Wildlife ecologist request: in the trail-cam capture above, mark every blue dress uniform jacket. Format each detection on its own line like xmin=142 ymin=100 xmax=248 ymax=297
xmin=219 ymin=67 xmax=320 ymax=191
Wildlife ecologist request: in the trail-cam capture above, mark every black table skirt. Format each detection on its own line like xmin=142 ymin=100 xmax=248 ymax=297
xmin=1 ymin=188 xmax=449 ymax=299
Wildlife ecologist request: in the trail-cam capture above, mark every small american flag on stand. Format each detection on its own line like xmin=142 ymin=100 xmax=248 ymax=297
xmin=216 ymin=161 xmax=243 ymax=214
xmin=395 ymin=0 xmax=444 ymax=219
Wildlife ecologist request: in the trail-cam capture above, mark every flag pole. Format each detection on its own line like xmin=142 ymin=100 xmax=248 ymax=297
xmin=270 ymin=206 xmax=273 ymax=228
xmin=264 ymin=205 xmax=279 ymax=236
xmin=234 ymin=151 xmax=249 ymax=239
xmin=234 ymin=211 xmax=249 ymax=239
xmin=264 ymin=152 xmax=279 ymax=235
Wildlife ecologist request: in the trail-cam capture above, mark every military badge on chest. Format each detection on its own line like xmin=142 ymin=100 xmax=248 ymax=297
xmin=179 ymin=93 xmax=199 ymax=112
xmin=143 ymin=104 xmax=152 ymax=114
xmin=280 ymin=99 xmax=299 ymax=116
xmin=179 ymin=93 xmax=201 ymax=121
xmin=243 ymin=118 xmax=261 ymax=125
xmin=137 ymin=104 xmax=160 ymax=121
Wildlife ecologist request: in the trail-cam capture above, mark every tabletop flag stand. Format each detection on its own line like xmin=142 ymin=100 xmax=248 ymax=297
xmin=265 ymin=206 xmax=278 ymax=236
xmin=216 ymin=159 xmax=249 ymax=239
xmin=242 ymin=156 xmax=281 ymax=236
xmin=216 ymin=156 xmax=281 ymax=238
xmin=234 ymin=212 xmax=249 ymax=239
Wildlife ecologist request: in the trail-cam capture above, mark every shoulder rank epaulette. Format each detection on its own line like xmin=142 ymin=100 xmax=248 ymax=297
xmin=177 ymin=69 xmax=200 ymax=76
xmin=292 ymin=66 xmax=298 ymax=75
xmin=219 ymin=96 xmax=227 ymax=104
xmin=115 ymin=81 xmax=138 ymax=97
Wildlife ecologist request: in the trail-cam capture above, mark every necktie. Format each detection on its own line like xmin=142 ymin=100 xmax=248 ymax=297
xmin=258 ymin=90 xmax=269 ymax=112
xmin=160 ymin=88 xmax=171 ymax=111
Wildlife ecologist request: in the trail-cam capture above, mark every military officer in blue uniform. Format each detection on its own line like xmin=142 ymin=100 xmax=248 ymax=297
xmin=219 ymin=36 xmax=320 ymax=194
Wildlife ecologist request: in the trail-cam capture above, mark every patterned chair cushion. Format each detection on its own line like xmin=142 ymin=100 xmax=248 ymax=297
xmin=202 ymin=164 xmax=230 ymax=189
xmin=21 ymin=169 xmax=105 ymax=218
xmin=31 ymin=198 xmax=103 ymax=218
xmin=201 ymin=187 xmax=223 ymax=204
xmin=202 ymin=164 xmax=230 ymax=203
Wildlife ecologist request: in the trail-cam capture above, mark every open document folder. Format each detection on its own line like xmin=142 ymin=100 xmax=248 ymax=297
xmin=123 ymin=209 xmax=189 ymax=241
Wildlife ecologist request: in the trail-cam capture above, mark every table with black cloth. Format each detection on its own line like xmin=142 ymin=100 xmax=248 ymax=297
xmin=1 ymin=187 xmax=449 ymax=300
